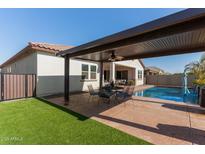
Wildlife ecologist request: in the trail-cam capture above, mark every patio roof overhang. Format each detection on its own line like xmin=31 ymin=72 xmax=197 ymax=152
xmin=61 ymin=8 xmax=205 ymax=103
xmin=58 ymin=8 xmax=205 ymax=62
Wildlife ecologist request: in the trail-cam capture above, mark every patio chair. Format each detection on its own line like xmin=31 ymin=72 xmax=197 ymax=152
xmin=115 ymin=86 xmax=135 ymax=104
xmin=98 ymin=84 xmax=119 ymax=104
xmin=87 ymin=85 xmax=100 ymax=103
xmin=98 ymin=89 xmax=116 ymax=104
xmin=102 ymin=84 xmax=112 ymax=92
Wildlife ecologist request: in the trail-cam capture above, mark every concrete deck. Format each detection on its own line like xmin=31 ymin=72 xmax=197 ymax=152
xmin=46 ymin=86 xmax=205 ymax=145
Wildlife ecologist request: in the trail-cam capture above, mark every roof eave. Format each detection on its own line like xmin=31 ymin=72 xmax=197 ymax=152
xmin=0 ymin=46 xmax=31 ymax=68
xmin=139 ymin=59 xmax=145 ymax=69
xmin=0 ymin=45 xmax=63 ymax=68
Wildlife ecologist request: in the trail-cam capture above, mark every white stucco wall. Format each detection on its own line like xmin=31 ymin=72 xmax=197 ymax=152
xmin=1 ymin=50 xmax=144 ymax=97
xmin=1 ymin=52 xmax=37 ymax=74
xmin=36 ymin=51 xmax=64 ymax=96
xmin=114 ymin=60 xmax=144 ymax=85
xmin=37 ymin=51 xmax=100 ymax=96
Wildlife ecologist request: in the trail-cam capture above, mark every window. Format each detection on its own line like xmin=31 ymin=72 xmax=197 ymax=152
xmin=90 ymin=65 xmax=97 ymax=79
xmin=116 ymin=71 xmax=128 ymax=80
xmin=138 ymin=70 xmax=143 ymax=80
xmin=82 ymin=64 xmax=89 ymax=79
xmin=7 ymin=66 xmax=11 ymax=73
xmin=81 ymin=64 xmax=97 ymax=80
xmin=104 ymin=70 xmax=110 ymax=81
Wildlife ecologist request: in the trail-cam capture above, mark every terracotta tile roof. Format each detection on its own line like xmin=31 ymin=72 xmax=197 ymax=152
xmin=29 ymin=42 xmax=73 ymax=53
xmin=0 ymin=42 xmax=74 ymax=68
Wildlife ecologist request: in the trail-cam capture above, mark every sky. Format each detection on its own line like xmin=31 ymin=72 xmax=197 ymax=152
xmin=0 ymin=8 xmax=203 ymax=73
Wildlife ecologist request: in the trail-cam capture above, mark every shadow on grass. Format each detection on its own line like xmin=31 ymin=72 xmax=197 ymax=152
xmin=35 ymin=97 xmax=89 ymax=121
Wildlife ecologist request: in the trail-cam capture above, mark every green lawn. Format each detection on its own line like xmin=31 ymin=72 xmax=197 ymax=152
xmin=0 ymin=98 xmax=151 ymax=145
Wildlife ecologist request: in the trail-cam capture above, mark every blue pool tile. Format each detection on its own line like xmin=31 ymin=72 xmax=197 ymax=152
xmin=134 ymin=87 xmax=198 ymax=104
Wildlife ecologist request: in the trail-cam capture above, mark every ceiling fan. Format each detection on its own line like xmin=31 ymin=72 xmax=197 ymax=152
xmin=108 ymin=50 xmax=124 ymax=62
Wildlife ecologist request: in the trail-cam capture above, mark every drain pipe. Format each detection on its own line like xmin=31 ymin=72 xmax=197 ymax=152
xmin=200 ymin=86 xmax=205 ymax=108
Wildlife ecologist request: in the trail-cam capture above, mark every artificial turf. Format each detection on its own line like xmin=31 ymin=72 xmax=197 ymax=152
xmin=0 ymin=98 xmax=151 ymax=144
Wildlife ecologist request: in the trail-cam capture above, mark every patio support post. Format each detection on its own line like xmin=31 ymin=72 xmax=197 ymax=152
xmin=99 ymin=61 xmax=103 ymax=89
xmin=64 ymin=55 xmax=70 ymax=105
xmin=110 ymin=62 xmax=115 ymax=83
xmin=135 ymin=68 xmax=138 ymax=86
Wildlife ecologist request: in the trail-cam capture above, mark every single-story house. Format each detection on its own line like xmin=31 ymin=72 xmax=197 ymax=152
xmin=0 ymin=42 xmax=145 ymax=97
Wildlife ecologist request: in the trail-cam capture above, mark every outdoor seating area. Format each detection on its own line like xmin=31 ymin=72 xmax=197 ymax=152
xmin=87 ymin=84 xmax=135 ymax=104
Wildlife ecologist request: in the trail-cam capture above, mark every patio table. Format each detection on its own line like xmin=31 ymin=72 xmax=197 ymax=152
xmin=98 ymin=88 xmax=117 ymax=104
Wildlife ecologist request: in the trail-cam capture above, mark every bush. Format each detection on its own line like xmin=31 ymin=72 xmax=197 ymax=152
xmin=193 ymin=79 xmax=205 ymax=86
xmin=128 ymin=80 xmax=135 ymax=85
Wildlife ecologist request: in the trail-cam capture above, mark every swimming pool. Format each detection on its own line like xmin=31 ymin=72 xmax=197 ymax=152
xmin=134 ymin=86 xmax=198 ymax=104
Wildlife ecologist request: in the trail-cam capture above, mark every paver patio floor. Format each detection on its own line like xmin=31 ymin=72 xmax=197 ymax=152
xmin=46 ymin=91 xmax=205 ymax=145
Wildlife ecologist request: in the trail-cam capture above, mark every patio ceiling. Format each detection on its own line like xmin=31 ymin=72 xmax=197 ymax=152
xmin=58 ymin=8 xmax=205 ymax=62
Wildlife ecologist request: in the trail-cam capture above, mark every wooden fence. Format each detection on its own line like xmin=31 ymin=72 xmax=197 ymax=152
xmin=146 ymin=74 xmax=195 ymax=88
xmin=0 ymin=73 xmax=36 ymax=101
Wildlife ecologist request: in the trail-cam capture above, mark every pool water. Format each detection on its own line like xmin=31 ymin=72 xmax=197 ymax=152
xmin=134 ymin=86 xmax=198 ymax=104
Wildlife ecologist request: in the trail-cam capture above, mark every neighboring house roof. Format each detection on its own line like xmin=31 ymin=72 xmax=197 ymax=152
xmin=145 ymin=66 xmax=164 ymax=73
xmin=0 ymin=42 xmax=73 ymax=68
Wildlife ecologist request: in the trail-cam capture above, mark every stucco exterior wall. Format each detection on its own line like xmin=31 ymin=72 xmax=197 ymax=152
xmin=36 ymin=51 xmax=64 ymax=96
xmin=36 ymin=51 xmax=100 ymax=96
xmin=1 ymin=50 xmax=144 ymax=97
xmin=1 ymin=52 xmax=37 ymax=74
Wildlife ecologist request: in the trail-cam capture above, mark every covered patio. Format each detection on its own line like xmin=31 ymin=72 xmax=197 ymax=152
xmin=58 ymin=8 xmax=205 ymax=103
xmin=103 ymin=62 xmax=136 ymax=85
xmin=49 ymin=9 xmax=205 ymax=144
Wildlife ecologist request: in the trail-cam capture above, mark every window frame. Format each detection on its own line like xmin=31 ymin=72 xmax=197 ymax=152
xmin=81 ymin=64 xmax=89 ymax=80
xmin=138 ymin=70 xmax=143 ymax=80
xmin=81 ymin=64 xmax=97 ymax=81
xmin=90 ymin=65 xmax=97 ymax=80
